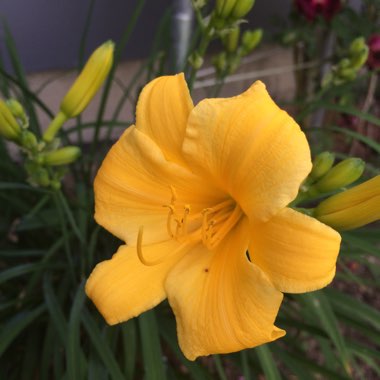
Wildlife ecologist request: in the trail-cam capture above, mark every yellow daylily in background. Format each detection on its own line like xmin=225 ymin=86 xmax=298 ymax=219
xmin=86 ymin=74 xmax=341 ymax=360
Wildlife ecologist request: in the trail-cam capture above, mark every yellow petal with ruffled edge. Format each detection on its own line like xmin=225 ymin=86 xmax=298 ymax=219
xmin=250 ymin=208 xmax=341 ymax=293
xmin=95 ymin=126 xmax=225 ymax=245
xmin=136 ymin=73 xmax=193 ymax=166
xmin=165 ymin=218 xmax=284 ymax=360
xmin=182 ymin=81 xmax=311 ymax=222
xmin=86 ymin=241 xmax=187 ymax=325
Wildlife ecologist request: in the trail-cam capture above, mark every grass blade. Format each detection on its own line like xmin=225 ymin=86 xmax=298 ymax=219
xmin=138 ymin=310 xmax=166 ymax=380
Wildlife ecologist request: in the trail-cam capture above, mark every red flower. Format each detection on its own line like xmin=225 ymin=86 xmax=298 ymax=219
xmin=295 ymin=0 xmax=342 ymax=21
xmin=367 ymin=34 xmax=380 ymax=70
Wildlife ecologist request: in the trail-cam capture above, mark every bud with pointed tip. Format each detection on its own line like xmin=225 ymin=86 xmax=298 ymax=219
xmin=0 ymin=99 xmax=21 ymax=141
xmin=42 ymin=146 xmax=81 ymax=166
xmin=241 ymin=29 xmax=263 ymax=55
xmin=314 ymin=176 xmax=380 ymax=230
xmin=314 ymin=158 xmax=365 ymax=193
xmin=230 ymin=0 xmax=255 ymax=19
xmin=309 ymin=152 xmax=335 ymax=181
xmin=60 ymin=41 xmax=114 ymax=119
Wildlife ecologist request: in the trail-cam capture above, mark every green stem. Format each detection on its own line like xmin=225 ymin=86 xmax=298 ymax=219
xmin=187 ymin=19 xmax=214 ymax=91
xmin=43 ymin=112 xmax=68 ymax=142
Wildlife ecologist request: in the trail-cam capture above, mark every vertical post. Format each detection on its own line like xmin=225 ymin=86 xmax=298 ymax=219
xmin=170 ymin=0 xmax=194 ymax=73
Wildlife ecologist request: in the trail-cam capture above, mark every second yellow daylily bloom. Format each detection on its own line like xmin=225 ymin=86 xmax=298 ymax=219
xmin=86 ymin=74 xmax=341 ymax=360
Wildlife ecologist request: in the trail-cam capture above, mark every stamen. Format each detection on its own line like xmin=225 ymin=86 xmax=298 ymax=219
xmin=136 ymin=225 xmax=199 ymax=267
xmin=136 ymin=226 xmax=165 ymax=266
xmin=180 ymin=205 xmax=191 ymax=237
xmin=207 ymin=205 xmax=243 ymax=250
xmin=163 ymin=204 xmax=176 ymax=238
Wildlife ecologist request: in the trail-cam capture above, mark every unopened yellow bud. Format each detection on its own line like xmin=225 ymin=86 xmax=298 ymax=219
xmin=223 ymin=26 xmax=240 ymax=53
xmin=216 ymin=0 xmax=238 ymax=18
xmin=309 ymin=151 xmax=335 ymax=180
xmin=60 ymin=41 xmax=114 ymax=118
xmin=0 ymin=99 xmax=21 ymax=141
xmin=241 ymin=29 xmax=263 ymax=55
xmin=43 ymin=146 xmax=81 ymax=166
xmin=314 ymin=158 xmax=365 ymax=193
xmin=230 ymin=0 xmax=255 ymax=19
xmin=314 ymin=176 xmax=380 ymax=230
xmin=6 ymin=99 xmax=26 ymax=121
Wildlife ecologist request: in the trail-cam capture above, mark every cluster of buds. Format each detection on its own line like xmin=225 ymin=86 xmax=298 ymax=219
xmin=0 ymin=41 xmax=114 ymax=189
xmin=293 ymin=151 xmax=380 ymax=231
xmin=189 ymin=0 xmax=258 ymax=73
xmin=214 ymin=0 xmax=255 ymax=28
xmin=213 ymin=27 xmax=263 ymax=76
xmin=295 ymin=0 xmax=342 ymax=22
xmin=322 ymin=37 xmax=369 ymax=87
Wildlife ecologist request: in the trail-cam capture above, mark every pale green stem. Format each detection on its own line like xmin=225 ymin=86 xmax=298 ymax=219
xmin=43 ymin=111 xmax=68 ymax=142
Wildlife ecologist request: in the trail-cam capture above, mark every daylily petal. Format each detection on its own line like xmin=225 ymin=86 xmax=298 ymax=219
xmin=165 ymin=218 xmax=285 ymax=361
xmin=95 ymin=126 xmax=225 ymax=245
xmin=136 ymin=73 xmax=193 ymax=165
xmin=183 ymin=81 xmax=312 ymax=222
xmin=250 ymin=208 xmax=341 ymax=294
xmin=86 ymin=241 xmax=183 ymax=325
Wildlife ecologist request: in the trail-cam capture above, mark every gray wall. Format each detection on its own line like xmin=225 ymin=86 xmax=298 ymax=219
xmin=1 ymin=0 xmax=360 ymax=74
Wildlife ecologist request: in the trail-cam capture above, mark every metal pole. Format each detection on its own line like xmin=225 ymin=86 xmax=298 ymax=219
xmin=170 ymin=0 xmax=194 ymax=73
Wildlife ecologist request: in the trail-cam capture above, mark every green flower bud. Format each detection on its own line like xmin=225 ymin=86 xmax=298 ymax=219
xmin=20 ymin=131 xmax=38 ymax=150
xmin=212 ymin=52 xmax=227 ymax=75
xmin=42 ymin=146 xmax=81 ymax=166
xmin=230 ymin=0 xmax=255 ymax=19
xmin=349 ymin=37 xmax=367 ymax=56
xmin=309 ymin=152 xmax=335 ymax=180
xmin=6 ymin=99 xmax=27 ymax=123
xmin=0 ymin=99 xmax=22 ymax=141
xmin=60 ymin=40 xmax=114 ymax=119
xmin=314 ymin=158 xmax=365 ymax=193
xmin=241 ymin=29 xmax=263 ymax=55
xmin=34 ymin=168 xmax=50 ymax=187
xmin=223 ymin=26 xmax=240 ymax=53
xmin=189 ymin=52 xmax=204 ymax=70
xmin=215 ymin=0 xmax=238 ymax=18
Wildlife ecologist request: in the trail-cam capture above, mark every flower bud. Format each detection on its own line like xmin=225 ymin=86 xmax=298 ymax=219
xmin=223 ymin=26 xmax=240 ymax=53
xmin=215 ymin=0 xmax=238 ymax=18
xmin=348 ymin=37 xmax=369 ymax=70
xmin=42 ymin=146 xmax=81 ymax=166
xmin=314 ymin=176 xmax=380 ymax=230
xmin=20 ymin=131 xmax=38 ymax=150
xmin=241 ymin=29 xmax=263 ymax=55
xmin=0 ymin=99 xmax=21 ymax=141
xmin=314 ymin=158 xmax=365 ymax=193
xmin=230 ymin=0 xmax=255 ymax=19
xmin=34 ymin=168 xmax=51 ymax=187
xmin=367 ymin=34 xmax=380 ymax=70
xmin=6 ymin=99 xmax=26 ymax=122
xmin=309 ymin=151 xmax=335 ymax=180
xmin=189 ymin=52 xmax=204 ymax=70
xmin=60 ymin=41 xmax=114 ymax=119
xmin=212 ymin=52 xmax=227 ymax=75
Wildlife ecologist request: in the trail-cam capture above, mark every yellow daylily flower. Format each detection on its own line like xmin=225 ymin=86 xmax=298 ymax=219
xmin=86 ymin=74 xmax=341 ymax=360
